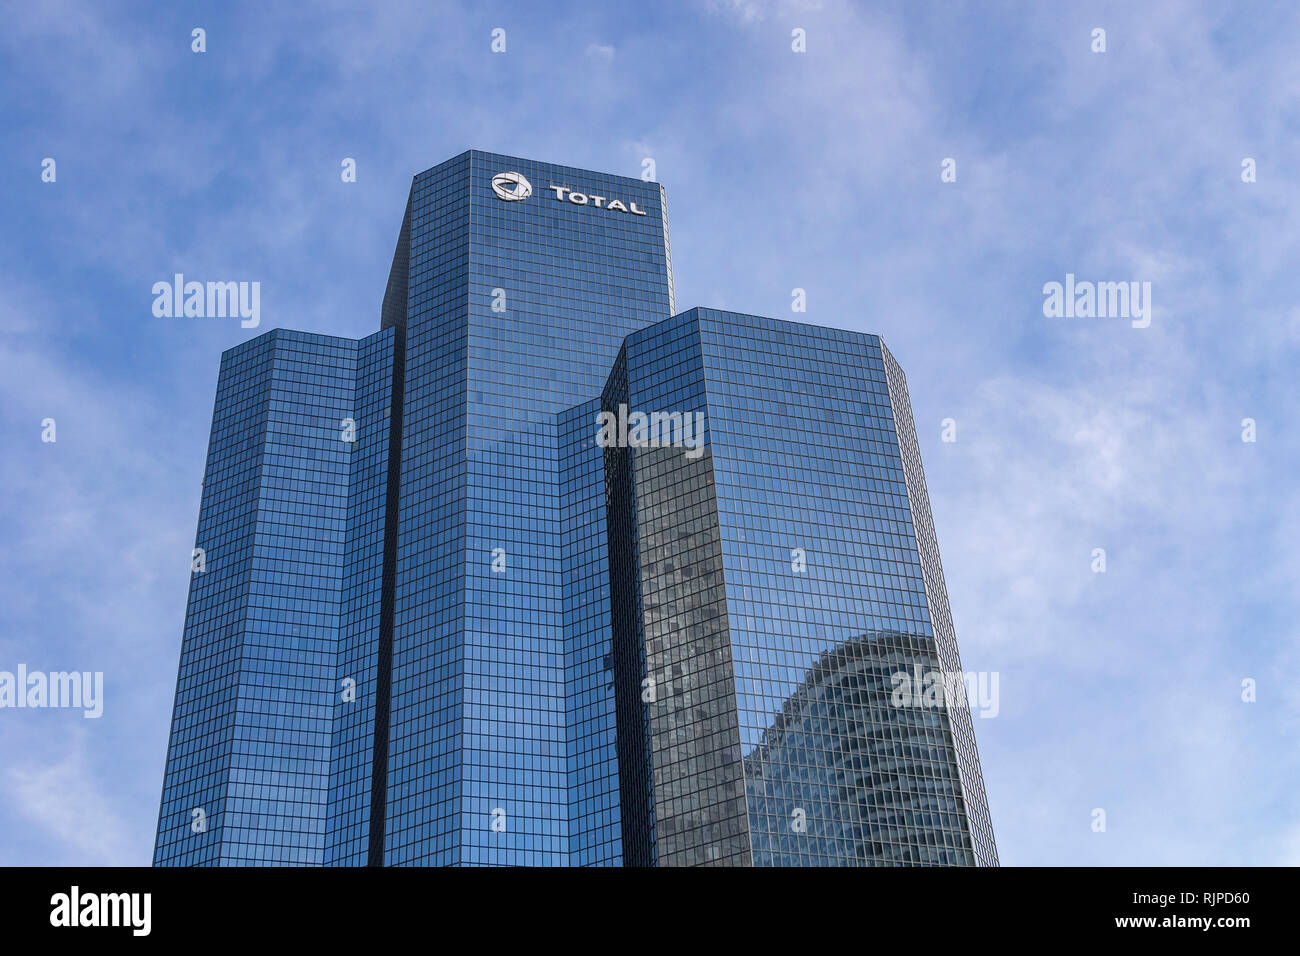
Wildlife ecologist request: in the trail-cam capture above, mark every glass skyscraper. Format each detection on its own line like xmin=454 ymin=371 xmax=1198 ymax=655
xmin=154 ymin=150 xmax=996 ymax=867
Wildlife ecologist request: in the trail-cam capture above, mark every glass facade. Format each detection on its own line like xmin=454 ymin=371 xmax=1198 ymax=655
xmin=155 ymin=150 xmax=995 ymax=867
xmin=155 ymin=329 xmax=367 ymax=865
xmin=603 ymin=309 xmax=997 ymax=866
xmin=325 ymin=326 xmax=398 ymax=865
xmin=384 ymin=152 xmax=670 ymax=866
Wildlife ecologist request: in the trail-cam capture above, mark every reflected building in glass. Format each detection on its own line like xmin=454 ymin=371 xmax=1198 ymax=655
xmin=154 ymin=150 xmax=996 ymax=867
xmin=603 ymin=309 xmax=996 ymax=866
xmin=741 ymin=631 xmax=978 ymax=866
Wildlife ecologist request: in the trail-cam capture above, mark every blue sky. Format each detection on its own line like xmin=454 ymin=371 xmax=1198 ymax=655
xmin=1 ymin=0 xmax=1297 ymax=866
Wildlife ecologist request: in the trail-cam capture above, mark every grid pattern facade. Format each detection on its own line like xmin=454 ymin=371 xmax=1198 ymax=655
xmin=156 ymin=151 xmax=996 ymax=868
xmin=558 ymin=399 xmax=623 ymax=866
xmin=225 ymin=332 xmax=355 ymax=864
xmin=604 ymin=309 xmax=992 ymax=866
xmin=699 ymin=309 xmax=980 ymax=866
xmin=605 ymin=314 xmax=752 ymax=866
xmin=155 ymin=330 xmax=357 ymax=865
xmin=386 ymin=154 xmax=472 ymax=866
xmin=388 ymin=151 xmax=671 ymax=865
xmin=155 ymin=335 xmax=274 ymax=866
xmin=742 ymin=632 xmax=972 ymax=865
xmin=881 ymin=344 xmax=999 ymax=866
xmin=325 ymin=327 xmax=397 ymax=865
xmin=602 ymin=348 xmax=657 ymax=867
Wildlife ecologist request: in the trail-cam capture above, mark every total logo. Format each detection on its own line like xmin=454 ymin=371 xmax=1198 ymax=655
xmin=490 ymin=171 xmax=532 ymax=201
xmin=490 ymin=171 xmax=647 ymax=216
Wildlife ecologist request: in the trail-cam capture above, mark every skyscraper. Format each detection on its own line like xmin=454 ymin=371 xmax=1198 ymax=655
xmin=604 ymin=309 xmax=995 ymax=865
xmin=154 ymin=150 xmax=996 ymax=867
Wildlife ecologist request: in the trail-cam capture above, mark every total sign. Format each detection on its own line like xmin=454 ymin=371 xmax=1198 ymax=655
xmin=490 ymin=171 xmax=647 ymax=216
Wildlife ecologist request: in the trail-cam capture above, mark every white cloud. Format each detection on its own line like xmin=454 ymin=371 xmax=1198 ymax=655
xmin=4 ymin=731 xmax=138 ymax=866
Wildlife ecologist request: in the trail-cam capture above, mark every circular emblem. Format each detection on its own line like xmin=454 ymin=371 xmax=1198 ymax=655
xmin=491 ymin=171 xmax=532 ymax=202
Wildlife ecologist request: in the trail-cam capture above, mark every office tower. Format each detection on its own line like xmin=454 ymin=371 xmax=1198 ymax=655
xmin=603 ymin=309 xmax=996 ymax=865
xmin=154 ymin=150 xmax=996 ymax=867
xmin=153 ymin=328 xmax=390 ymax=866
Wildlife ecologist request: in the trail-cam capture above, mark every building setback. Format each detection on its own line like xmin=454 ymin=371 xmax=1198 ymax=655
xmin=154 ymin=150 xmax=996 ymax=867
